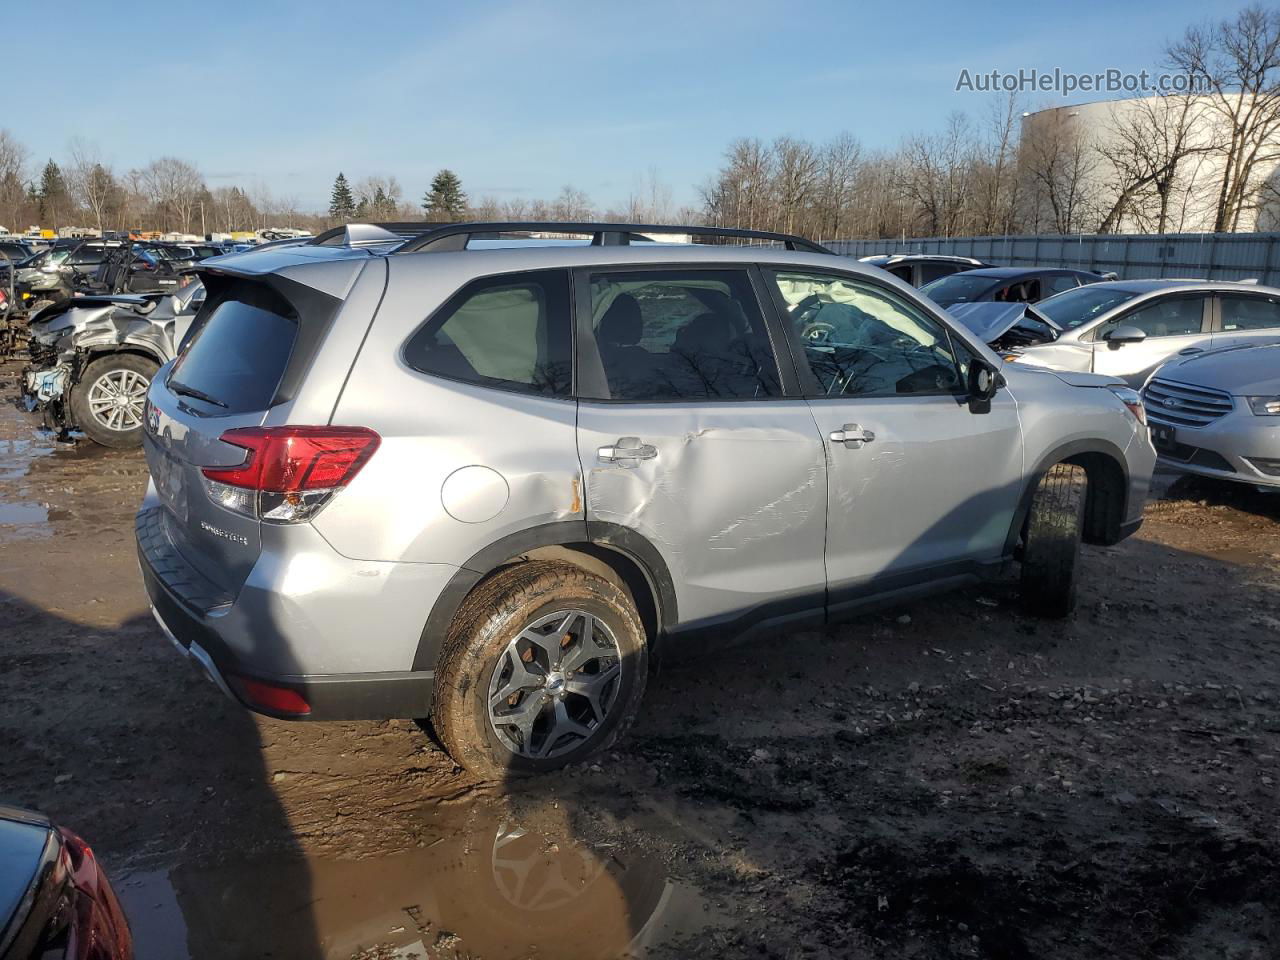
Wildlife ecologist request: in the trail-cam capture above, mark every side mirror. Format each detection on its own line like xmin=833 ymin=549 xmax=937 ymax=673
xmin=1104 ymin=324 xmax=1147 ymax=346
xmin=967 ymin=358 xmax=1000 ymax=414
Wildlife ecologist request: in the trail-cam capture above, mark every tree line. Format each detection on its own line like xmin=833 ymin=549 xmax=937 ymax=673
xmin=2 ymin=5 xmax=1278 ymax=241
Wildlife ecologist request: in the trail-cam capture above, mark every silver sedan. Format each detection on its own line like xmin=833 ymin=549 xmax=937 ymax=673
xmin=1143 ymin=342 xmax=1280 ymax=489
xmin=1006 ymin=279 xmax=1280 ymax=387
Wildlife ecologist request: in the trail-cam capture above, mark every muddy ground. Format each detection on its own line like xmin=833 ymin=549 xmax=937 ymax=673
xmin=1 ymin=360 xmax=1278 ymax=960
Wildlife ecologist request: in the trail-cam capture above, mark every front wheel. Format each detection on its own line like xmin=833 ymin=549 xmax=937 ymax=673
xmin=1020 ymin=463 xmax=1087 ymax=618
xmin=69 ymin=354 xmax=158 ymax=448
xmin=431 ymin=561 xmax=649 ymax=780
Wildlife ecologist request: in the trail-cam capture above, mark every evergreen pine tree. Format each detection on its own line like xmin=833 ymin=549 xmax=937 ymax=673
xmin=329 ymin=172 xmax=356 ymax=222
xmin=38 ymin=160 xmax=69 ymax=226
xmin=422 ymin=169 xmax=467 ymax=221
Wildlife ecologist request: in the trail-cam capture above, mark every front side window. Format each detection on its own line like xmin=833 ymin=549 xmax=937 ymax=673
xmin=1219 ymin=294 xmax=1280 ymax=331
xmin=769 ymin=271 xmax=963 ymax=398
xmin=404 ymin=270 xmax=572 ymax=397
xmin=1096 ymin=295 xmax=1206 ymax=339
xmin=584 ymin=269 xmax=780 ymax=401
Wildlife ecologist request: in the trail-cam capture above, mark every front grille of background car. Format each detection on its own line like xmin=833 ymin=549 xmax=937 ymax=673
xmin=1143 ymin=379 xmax=1234 ymax=427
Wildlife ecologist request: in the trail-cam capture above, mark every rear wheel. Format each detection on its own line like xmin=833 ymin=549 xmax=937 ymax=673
xmin=1020 ymin=463 xmax=1087 ymax=618
xmin=432 ymin=561 xmax=648 ymax=780
xmin=70 ymin=353 xmax=158 ymax=449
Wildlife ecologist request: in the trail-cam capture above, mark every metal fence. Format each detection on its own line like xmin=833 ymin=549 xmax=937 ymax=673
xmin=827 ymin=233 xmax=1280 ymax=286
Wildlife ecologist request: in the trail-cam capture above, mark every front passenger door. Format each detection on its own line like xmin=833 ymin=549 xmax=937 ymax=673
xmin=1090 ymin=293 xmax=1211 ymax=385
xmin=764 ymin=269 xmax=1023 ymax=613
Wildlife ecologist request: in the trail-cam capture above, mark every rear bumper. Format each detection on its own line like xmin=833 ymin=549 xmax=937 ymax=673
xmin=136 ymin=506 xmax=439 ymax=721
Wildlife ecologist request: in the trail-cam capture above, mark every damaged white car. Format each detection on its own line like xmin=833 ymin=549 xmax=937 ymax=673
xmin=20 ymin=281 xmax=204 ymax=447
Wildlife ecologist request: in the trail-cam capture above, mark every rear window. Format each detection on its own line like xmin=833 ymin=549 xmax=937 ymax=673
xmin=404 ymin=269 xmax=572 ymax=397
xmin=167 ymin=287 xmax=298 ymax=414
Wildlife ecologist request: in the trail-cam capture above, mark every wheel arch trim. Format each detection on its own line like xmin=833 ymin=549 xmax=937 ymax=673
xmin=411 ymin=521 xmax=677 ymax=673
xmin=1006 ymin=437 xmax=1131 ymax=553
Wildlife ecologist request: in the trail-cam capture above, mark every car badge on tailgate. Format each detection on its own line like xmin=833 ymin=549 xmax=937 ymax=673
xmin=200 ymin=521 xmax=249 ymax=546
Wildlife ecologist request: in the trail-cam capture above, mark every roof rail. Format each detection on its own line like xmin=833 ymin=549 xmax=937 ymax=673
xmin=386 ymin=221 xmax=832 ymax=255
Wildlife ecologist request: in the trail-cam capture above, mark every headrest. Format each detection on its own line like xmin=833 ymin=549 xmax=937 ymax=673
xmin=599 ymin=294 xmax=642 ymax=346
xmin=675 ymin=312 xmax=734 ymax=355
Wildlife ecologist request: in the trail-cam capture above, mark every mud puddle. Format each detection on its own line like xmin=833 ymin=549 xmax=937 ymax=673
xmin=117 ymin=804 xmax=713 ymax=960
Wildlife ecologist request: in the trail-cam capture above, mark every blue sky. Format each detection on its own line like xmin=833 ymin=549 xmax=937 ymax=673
xmin=11 ymin=0 xmax=1249 ymax=212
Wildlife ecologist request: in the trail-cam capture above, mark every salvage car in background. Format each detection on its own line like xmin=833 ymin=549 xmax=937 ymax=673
xmin=0 ymin=806 xmax=132 ymax=959
xmin=1144 ymin=342 xmax=1280 ymax=490
xmin=921 ymin=266 xmax=1107 ymax=308
xmin=20 ymin=281 xmax=205 ymax=447
xmin=858 ymin=253 xmax=989 ymax=287
xmin=1005 ymin=279 xmax=1280 ymax=386
xmin=946 ymin=302 xmax=1063 ymax=353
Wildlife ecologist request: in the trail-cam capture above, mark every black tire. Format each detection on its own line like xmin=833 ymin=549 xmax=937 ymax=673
xmin=431 ymin=560 xmax=648 ymax=780
xmin=1020 ymin=463 xmax=1088 ymax=618
xmin=69 ymin=353 xmax=158 ymax=449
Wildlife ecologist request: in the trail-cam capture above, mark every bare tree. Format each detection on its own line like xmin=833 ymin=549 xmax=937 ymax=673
xmin=1018 ymin=109 xmax=1099 ymax=234
xmin=67 ymin=139 xmax=117 ymax=232
xmin=1094 ymin=95 xmax=1213 ymax=233
xmin=1169 ymin=4 xmax=1280 ymax=230
xmin=551 ymin=185 xmax=594 ymax=221
xmin=771 ymin=136 xmax=821 ymax=234
xmin=0 ymin=129 xmax=29 ymax=230
xmin=140 ymin=157 xmax=204 ymax=232
xmin=625 ymin=166 xmax=674 ymax=223
xmin=813 ymin=133 xmax=862 ymax=240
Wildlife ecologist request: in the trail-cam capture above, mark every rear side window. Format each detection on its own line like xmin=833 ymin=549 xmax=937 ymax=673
xmin=1219 ymin=294 xmax=1280 ymax=331
xmin=404 ymin=270 xmax=572 ymax=397
xmin=585 ymin=269 xmax=780 ymax=401
xmin=167 ymin=286 xmax=298 ymax=414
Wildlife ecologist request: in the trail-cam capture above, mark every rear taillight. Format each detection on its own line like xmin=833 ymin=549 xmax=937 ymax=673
xmin=201 ymin=426 xmax=380 ymax=523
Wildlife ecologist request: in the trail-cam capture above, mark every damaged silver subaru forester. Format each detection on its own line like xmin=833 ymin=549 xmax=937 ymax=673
xmin=136 ymin=222 xmax=1155 ymax=778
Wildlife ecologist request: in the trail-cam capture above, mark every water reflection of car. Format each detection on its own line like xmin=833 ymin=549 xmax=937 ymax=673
xmin=921 ymin=266 xmax=1107 ymax=308
xmin=858 ymin=253 xmax=989 ymax=287
xmin=140 ymin=818 xmax=670 ymax=959
xmin=1003 ymin=279 xmax=1280 ymax=387
xmin=1144 ymin=342 xmax=1280 ymax=490
xmin=0 ymin=806 xmax=132 ymax=959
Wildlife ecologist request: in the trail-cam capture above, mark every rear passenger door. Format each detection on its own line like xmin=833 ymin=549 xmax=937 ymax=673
xmin=573 ymin=266 xmax=827 ymax=637
xmin=1212 ymin=292 xmax=1280 ymax=351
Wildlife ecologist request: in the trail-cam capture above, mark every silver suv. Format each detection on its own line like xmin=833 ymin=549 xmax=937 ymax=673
xmin=135 ymin=222 xmax=1155 ymax=778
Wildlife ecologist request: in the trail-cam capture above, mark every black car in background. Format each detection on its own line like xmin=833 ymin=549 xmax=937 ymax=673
xmin=858 ymin=253 xmax=990 ymax=287
xmin=921 ymin=266 xmax=1111 ymax=307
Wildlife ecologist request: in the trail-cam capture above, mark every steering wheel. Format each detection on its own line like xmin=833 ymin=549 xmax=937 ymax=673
xmin=799 ymin=320 xmax=836 ymax=344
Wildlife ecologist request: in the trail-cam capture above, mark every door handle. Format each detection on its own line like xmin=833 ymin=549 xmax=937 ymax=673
xmin=1178 ymin=347 xmax=1204 ymax=355
xmin=598 ymin=437 xmax=658 ymax=462
xmin=829 ymin=423 xmax=876 ymax=447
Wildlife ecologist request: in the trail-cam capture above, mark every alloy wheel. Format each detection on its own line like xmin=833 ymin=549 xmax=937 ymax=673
xmin=487 ymin=609 xmax=622 ymax=759
xmin=86 ymin=368 xmax=149 ymax=432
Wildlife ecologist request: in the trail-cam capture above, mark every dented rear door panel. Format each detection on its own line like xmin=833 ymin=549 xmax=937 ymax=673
xmin=576 ymin=401 xmax=827 ymax=628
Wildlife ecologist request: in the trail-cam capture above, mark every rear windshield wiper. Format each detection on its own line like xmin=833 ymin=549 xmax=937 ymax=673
xmin=168 ymin=380 xmax=228 ymax=408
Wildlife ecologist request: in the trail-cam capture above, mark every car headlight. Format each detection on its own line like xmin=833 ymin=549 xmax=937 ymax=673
xmin=1247 ymin=396 xmax=1280 ymax=416
xmin=1108 ymin=385 xmax=1147 ymax=425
